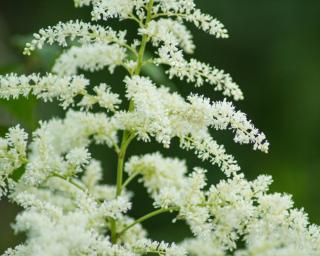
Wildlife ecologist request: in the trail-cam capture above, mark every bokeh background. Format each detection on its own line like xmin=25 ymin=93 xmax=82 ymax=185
xmin=1 ymin=0 xmax=320 ymax=252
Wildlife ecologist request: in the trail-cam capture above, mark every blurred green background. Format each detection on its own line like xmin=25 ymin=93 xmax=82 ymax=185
xmin=1 ymin=0 xmax=320 ymax=252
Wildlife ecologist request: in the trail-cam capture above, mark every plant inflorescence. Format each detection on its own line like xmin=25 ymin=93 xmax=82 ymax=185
xmin=0 ymin=1 xmax=319 ymax=255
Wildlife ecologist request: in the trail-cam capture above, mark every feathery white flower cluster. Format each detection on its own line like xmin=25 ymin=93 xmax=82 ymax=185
xmin=155 ymin=0 xmax=228 ymax=38
xmin=0 ymin=73 xmax=88 ymax=109
xmin=0 ymin=0 xmax=319 ymax=255
xmin=126 ymin=154 xmax=211 ymax=237
xmin=24 ymin=20 xmax=127 ymax=55
xmin=0 ymin=126 xmax=28 ymax=198
xmin=118 ymin=75 xmax=266 ymax=175
xmin=126 ymin=153 xmax=320 ymax=255
xmin=140 ymin=19 xmax=195 ymax=53
xmin=195 ymin=97 xmax=269 ymax=152
xmin=0 ymin=73 xmax=121 ymax=111
xmin=53 ymin=42 xmax=127 ymax=76
xmin=156 ymin=44 xmax=244 ymax=100
xmin=182 ymin=174 xmax=320 ymax=256
xmin=7 ymin=193 xmax=135 ymax=256
xmin=18 ymin=110 xmax=118 ymax=187
xmin=91 ymin=0 xmax=147 ymax=21
xmin=131 ymin=239 xmax=186 ymax=256
xmin=79 ymin=83 xmax=121 ymax=111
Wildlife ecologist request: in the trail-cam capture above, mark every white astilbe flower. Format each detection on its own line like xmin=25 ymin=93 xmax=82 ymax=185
xmin=125 ymin=152 xmax=187 ymax=196
xmin=24 ymin=20 xmax=127 ymax=55
xmin=187 ymin=95 xmax=269 ymax=153
xmin=121 ymin=75 xmax=172 ymax=147
xmin=21 ymin=111 xmax=118 ymax=185
xmin=1 ymin=0 xmax=319 ymax=255
xmin=180 ymin=133 xmax=240 ymax=177
xmin=74 ymin=193 xmax=131 ymax=224
xmin=156 ymin=44 xmax=244 ymax=100
xmin=183 ymin=10 xmax=228 ymax=38
xmin=156 ymin=1 xmax=228 ymax=38
xmin=126 ymin=154 xmax=212 ymax=237
xmin=33 ymin=110 xmax=118 ymax=153
xmin=9 ymin=188 xmax=136 ymax=255
xmin=3 ymin=245 xmax=30 ymax=256
xmin=0 ymin=73 xmax=122 ymax=111
xmin=0 ymin=126 xmax=28 ymax=198
xmin=76 ymin=0 xmax=228 ymax=39
xmin=10 ymin=209 xmax=132 ymax=256
xmin=78 ymin=83 xmax=121 ymax=111
xmin=53 ymin=42 xmax=127 ymax=76
xmin=5 ymin=126 xmax=28 ymax=157
xmin=12 ymin=182 xmax=78 ymax=213
xmin=13 ymin=192 xmax=63 ymax=219
xmin=120 ymin=75 xmax=266 ymax=175
xmin=120 ymin=76 xmax=177 ymax=140
xmin=140 ymin=19 xmax=195 ymax=53
xmin=65 ymin=147 xmax=91 ymax=175
xmin=91 ymin=0 xmax=146 ymax=21
xmin=21 ymin=124 xmax=70 ymax=186
xmin=176 ymin=168 xmax=212 ymax=237
xmin=180 ymin=174 xmax=320 ymax=255
xmin=98 ymin=196 xmax=132 ymax=220
xmin=243 ymin=200 xmax=320 ymax=255
xmin=237 ymin=195 xmax=318 ymax=256
xmin=81 ymin=160 xmax=103 ymax=190
xmin=181 ymin=236 xmax=226 ymax=256
xmin=130 ymin=239 xmax=187 ymax=256
xmin=156 ymin=0 xmax=196 ymax=13
xmin=0 ymin=73 xmax=88 ymax=109
xmin=206 ymin=174 xmax=259 ymax=250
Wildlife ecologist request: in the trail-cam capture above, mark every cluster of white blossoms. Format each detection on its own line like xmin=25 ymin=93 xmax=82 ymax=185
xmin=0 ymin=0 xmax=319 ymax=255
xmin=52 ymin=42 xmax=127 ymax=76
xmin=155 ymin=44 xmax=244 ymax=100
xmin=0 ymin=73 xmax=122 ymax=111
xmin=0 ymin=126 xmax=28 ymax=198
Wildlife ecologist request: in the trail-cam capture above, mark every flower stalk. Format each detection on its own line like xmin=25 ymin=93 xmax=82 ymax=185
xmin=111 ymin=0 xmax=155 ymax=244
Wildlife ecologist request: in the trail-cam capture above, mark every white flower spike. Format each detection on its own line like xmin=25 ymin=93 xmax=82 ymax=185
xmin=0 ymin=0 xmax=318 ymax=255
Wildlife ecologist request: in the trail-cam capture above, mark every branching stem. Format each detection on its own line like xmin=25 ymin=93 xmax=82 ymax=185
xmin=122 ymin=171 xmax=140 ymax=189
xmin=117 ymin=207 xmax=179 ymax=238
xmin=111 ymin=0 xmax=155 ymax=244
xmin=51 ymin=173 xmax=86 ymax=193
xmin=116 ymin=132 xmax=137 ymax=196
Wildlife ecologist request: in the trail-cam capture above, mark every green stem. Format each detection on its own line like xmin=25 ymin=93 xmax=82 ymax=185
xmin=110 ymin=220 xmax=117 ymax=244
xmin=134 ymin=0 xmax=154 ymax=75
xmin=111 ymin=0 xmax=154 ymax=244
xmin=117 ymin=207 xmax=179 ymax=238
xmin=115 ymin=0 xmax=154 ymax=200
xmin=51 ymin=173 xmax=86 ymax=192
xmin=111 ymin=132 xmax=136 ymax=243
xmin=116 ymin=132 xmax=136 ymax=196
xmin=152 ymin=12 xmax=188 ymax=20
xmin=122 ymin=172 xmax=140 ymax=189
